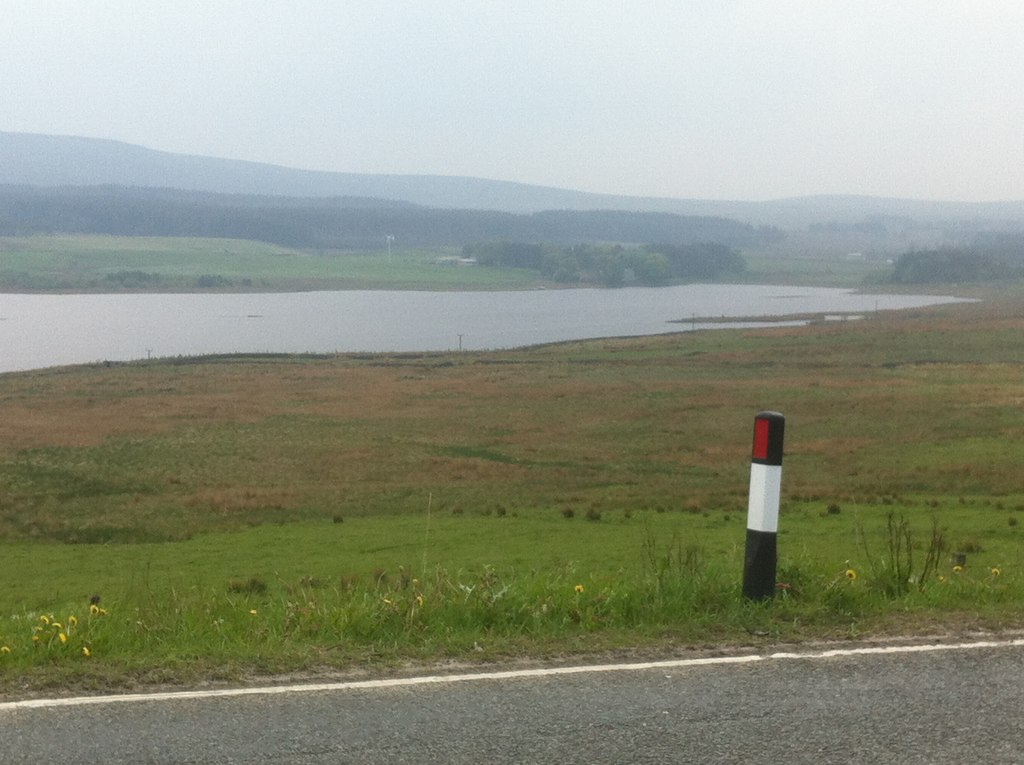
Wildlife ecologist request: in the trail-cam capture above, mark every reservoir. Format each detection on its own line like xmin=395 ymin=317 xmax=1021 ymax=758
xmin=0 ymin=284 xmax=966 ymax=374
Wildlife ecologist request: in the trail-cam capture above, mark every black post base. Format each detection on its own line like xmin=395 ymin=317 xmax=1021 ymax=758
xmin=743 ymin=528 xmax=777 ymax=601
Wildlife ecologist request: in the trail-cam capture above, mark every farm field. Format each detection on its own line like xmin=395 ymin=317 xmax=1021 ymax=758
xmin=0 ymin=233 xmax=899 ymax=293
xmin=0 ymin=234 xmax=542 ymax=292
xmin=1 ymin=291 xmax=1023 ymax=694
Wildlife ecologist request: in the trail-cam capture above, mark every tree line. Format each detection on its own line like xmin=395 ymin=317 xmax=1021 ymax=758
xmin=0 ymin=185 xmax=782 ymax=250
xmin=463 ymin=241 xmax=746 ymax=287
xmin=890 ymin=245 xmax=1024 ymax=284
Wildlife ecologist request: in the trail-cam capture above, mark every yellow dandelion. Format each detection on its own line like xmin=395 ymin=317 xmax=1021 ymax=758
xmin=845 ymin=569 xmax=857 ymax=580
xmin=574 ymin=584 xmax=585 ymax=594
xmin=938 ymin=575 xmax=947 ymax=583
xmin=953 ymin=565 xmax=964 ymax=574
xmin=0 ymin=646 xmax=11 ymax=654
xmin=68 ymin=615 xmax=78 ymax=627
xmin=58 ymin=632 xmax=68 ymax=644
xmin=39 ymin=615 xmax=50 ymax=625
xmin=249 ymin=609 xmax=258 ymax=616
xmin=415 ymin=594 xmax=425 ymax=607
xmin=382 ymin=598 xmax=393 ymax=605
xmin=51 ymin=622 xmax=62 ymax=630
xmin=32 ymin=635 xmax=40 ymax=643
xmin=90 ymin=604 xmax=100 ymax=615
xmin=991 ymin=567 xmax=1002 ymax=577
xmin=82 ymin=646 xmax=91 ymax=657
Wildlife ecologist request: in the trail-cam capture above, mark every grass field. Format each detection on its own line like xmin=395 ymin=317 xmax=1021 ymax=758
xmin=0 ymin=234 xmax=544 ymax=291
xmin=0 ymin=233 xmax=905 ymax=292
xmin=2 ymin=291 xmax=1023 ymax=693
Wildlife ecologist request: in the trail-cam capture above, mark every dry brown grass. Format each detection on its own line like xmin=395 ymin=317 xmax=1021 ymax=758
xmin=1 ymin=293 xmax=1023 ymax=541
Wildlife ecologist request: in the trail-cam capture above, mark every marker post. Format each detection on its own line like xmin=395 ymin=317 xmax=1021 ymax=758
xmin=743 ymin=411 xmax=785 ymax=601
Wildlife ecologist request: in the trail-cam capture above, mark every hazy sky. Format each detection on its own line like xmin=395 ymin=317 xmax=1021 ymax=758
xmin=3 ymin=1 xmax=1023 ymax=201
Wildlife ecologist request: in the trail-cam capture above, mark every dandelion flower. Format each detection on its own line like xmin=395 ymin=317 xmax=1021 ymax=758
xmin=249 ymin=609 xmax=258 ymax=616
xmin=938 ymin=575 xmax=947 ymax=583
xmin=58 ymin=632 xmax=68 ymax=644
xmin=39 ymin=615 xmax=50 ymax=625
xmin=415 ymin=594 xmax=425 ymax=607
xmin=0 ymin=646 xmax=10 ymax=654
xmin=574 ymin=584 xmax=585 ymax=594
xmin=68 ymin=615 xmax=78 ymax=627
xmin=82 ymin=646 xmax=91 ymax=657
xmin=953 ymin=565 xmax=964 ymax=574
xmin=845 ymin=569 xmax=857 ymax=580
xmin=991 ymin=567 xmax=1002 ymax=577
xmin=90 ymin=604 xmax=100 ymax=615
xmin=51 ymin=622 xmax=62 ymax=630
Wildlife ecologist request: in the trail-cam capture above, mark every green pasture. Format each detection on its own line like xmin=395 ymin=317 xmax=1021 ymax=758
xmin=733 ymin=252 xmax=893 ymax=287
xmin=0 ymin=233 xmax=903 ymax=293
xmin=0 ymin=234 xmax=541 ymax=291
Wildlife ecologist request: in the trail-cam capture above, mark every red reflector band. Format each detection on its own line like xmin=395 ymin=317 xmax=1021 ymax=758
xmin=752 ymin=419 xmax=770 ymax=461
xmin=751 ymin=411 xmax=784 ymax=466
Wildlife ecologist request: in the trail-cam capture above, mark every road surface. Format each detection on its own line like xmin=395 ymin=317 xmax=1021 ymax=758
xmin=3 ymin=639 xmax=1023 ymax=763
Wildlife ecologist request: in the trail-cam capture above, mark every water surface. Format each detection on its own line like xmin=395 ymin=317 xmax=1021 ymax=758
xmin=0 ymin=285 xmax=966 ymax=373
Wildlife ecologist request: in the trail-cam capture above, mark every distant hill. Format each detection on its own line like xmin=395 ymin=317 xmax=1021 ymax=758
xmin=0 ymin=131 xmax=663 ymax=216
xmin=3 ymin=131 xmax=1024 ymax=230
xmin=0 ymin=184 xmax=778 ymax=250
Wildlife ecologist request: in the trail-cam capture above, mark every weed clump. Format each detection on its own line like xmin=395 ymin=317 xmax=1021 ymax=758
xmin=857 ymin=513 xmax=945 ymax=597
xmin=227 ymin=576 xmax=268 ymax=595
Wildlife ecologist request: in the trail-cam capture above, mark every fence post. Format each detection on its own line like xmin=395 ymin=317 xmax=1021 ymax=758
xmin=743 ymin=411 xmax=785 ymax=601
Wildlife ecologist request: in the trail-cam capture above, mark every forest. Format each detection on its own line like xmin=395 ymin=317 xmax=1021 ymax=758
xmin=464 ymin=240 xmax=746 ymax=286
xmin=0 ymin=184 xmax=782 ymax=250
xmin=890 ymin=245 xmax=1024 ymax=284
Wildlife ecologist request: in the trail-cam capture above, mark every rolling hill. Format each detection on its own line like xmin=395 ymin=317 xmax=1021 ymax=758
xmin=4 ymin=131 xmax=1024 ymax=229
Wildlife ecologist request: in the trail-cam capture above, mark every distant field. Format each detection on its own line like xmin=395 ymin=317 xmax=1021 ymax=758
xmin=1 ymin=293 xmax=1023 ymax=692
xmin=736 ymin=252 xmax=893 ymax=287
xmin=0 ymin=234 xmax=545 ymax=291
xmin=0 ymin=233 xmax=905 ymax=293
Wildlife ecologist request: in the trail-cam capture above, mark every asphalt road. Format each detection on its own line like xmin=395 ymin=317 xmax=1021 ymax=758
xmin=3 ymin=640 xmax=1023 ymax=764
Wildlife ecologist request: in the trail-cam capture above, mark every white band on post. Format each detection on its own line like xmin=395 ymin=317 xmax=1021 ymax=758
xmin=747 ymin=463 xmax=781 ymax=533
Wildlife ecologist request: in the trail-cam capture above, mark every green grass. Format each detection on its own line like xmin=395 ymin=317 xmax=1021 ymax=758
xmin=0 ymin=233 xmax=910 ymax=292
xmin=0 ymin=234 xmax=546 ymax=291
xmin=1 ymin=507 xmax=1018 ymax=690
xmin=732 ymin=252 xmax=894 ymax=287
xmin=2 ymin=293 xmax=1024 ymax=693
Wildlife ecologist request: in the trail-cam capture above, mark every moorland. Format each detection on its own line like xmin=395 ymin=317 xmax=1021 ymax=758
xmin=1 ymin=287 xmax=1022 ymax=694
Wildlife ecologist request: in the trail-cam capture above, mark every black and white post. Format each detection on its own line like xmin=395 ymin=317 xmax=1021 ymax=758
xmin=743 ymin=411 xmax=785 ymax=601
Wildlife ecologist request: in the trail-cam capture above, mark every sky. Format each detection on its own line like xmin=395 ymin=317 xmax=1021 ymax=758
xmin=3 ymin=1 xmax=1023 ymax=202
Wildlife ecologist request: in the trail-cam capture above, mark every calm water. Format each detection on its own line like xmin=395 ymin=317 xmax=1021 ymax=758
xmin=0 ymin=285 xmax=967 ymax=373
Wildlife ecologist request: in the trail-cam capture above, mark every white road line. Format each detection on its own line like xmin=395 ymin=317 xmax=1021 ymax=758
xmin=3 ymin=638 xmax=1023 ymax=712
